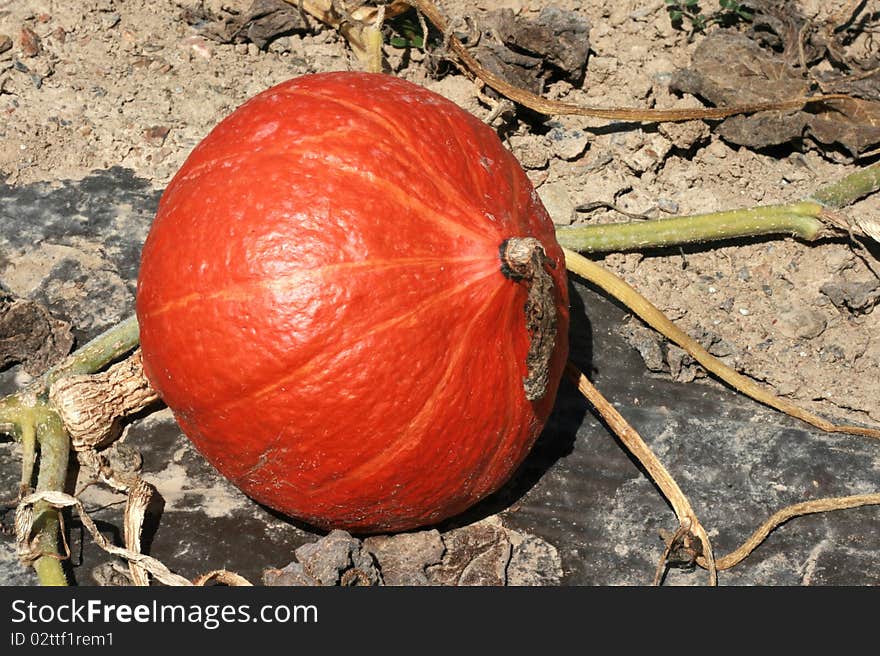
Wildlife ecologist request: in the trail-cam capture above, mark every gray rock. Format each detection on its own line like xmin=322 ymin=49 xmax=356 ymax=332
xmin=507 ymin=533 xmax=563 ymax=586
xmin=294 ymin=529 xmax=380 ymax=586
xmin=821 ymin=280 xmax=880 ymax=314
xmin=508 ymin=134 xmax=550 ymax=170
xmin=546 ymin=126 xmax=590 ymax=161
xmin=618 ymin=319 xmax=666 ymax=373
xmin=775 ymin=307 xmax=828 ymax=340
xmin=262 ymin=561 xmax=318 ymax=587
xmin=427 ymin=519 xmax=511 ymax=586
xmin=363 ymin=530 xmax=445 ymax=586
xmin=537 ymin=181 xmax=576 ymax=226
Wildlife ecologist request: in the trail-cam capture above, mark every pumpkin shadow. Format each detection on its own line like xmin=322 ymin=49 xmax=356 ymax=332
xmin=434 ymin=279 xmax=592 ymax=531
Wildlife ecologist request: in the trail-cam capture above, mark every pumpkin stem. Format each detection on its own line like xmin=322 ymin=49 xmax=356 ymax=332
xmin=499 ymin=237 xmax=558 ymax=402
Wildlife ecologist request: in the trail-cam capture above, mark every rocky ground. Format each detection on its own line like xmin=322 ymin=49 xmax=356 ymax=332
xmin=1 ymin=1 xmax=878 ymax=585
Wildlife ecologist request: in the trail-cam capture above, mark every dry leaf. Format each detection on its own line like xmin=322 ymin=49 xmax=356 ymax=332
xmin=0 ymin=292 xmax=73 ymax=376
xmin=671 ymin=32 xmax=880 ymax=156
xmin=808 ymin=97 xmax=880 ymax=154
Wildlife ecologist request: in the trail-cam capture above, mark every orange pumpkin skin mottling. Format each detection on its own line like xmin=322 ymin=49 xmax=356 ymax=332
xmin=136 ymin=72 xmax=569 ymax=533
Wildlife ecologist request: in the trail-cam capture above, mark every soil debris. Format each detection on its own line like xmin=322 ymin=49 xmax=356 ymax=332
xmin=19 ymin=26 xmax=41 ymax=58
xmin=362 ymin=531 xmax=445 ymax=586
xmin=821 ymin=279 xmax=880 ymax=314
xmin=262 ymin=518 xmax=561 ymax=586
xmin=468 ymin=5 xmax=591 ymax=97
xmin=184 ymin=0 xmax=308 ymax=50
xmin=671 ymin=31 xmax=880 ymax=157
xmin=0 ymin=291 xmax=73 ymax=376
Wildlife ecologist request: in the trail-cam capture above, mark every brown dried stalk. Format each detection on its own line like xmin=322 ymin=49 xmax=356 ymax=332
xmin=192 ymin=570 xmax=254 ymax=586
xmin=295 ymin=0 xmax=411 ymax=71
xmin=706 ymin=493 xmax=880 ymax=572
xmin=563 ymin=248 xmax=880 ymax=440
xmin=16 ymin=489 xmax=192 ymax=586
xmin=566 ymin=362 xmax=718 ymax=585
xmin=124 ymin=478 xmax=154 ymax=586
xmin=48 ymin=349 xmax=159 ymax=451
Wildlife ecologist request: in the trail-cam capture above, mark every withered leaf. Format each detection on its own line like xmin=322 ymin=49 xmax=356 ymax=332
xmin=813 ymin=69 xmax=880 ymax=102
xmin=807 ymin=97 xmax=880 ymax=155
xmin=671 ymin=31 xmax=880 ymax=156
xmin=671 ymin=32 xmax=809 ymax=106
xmin=183 ymin=0 xmax=306 ymax=49
xmin=234 ymin=0 xmax=307 ymax=50
xmin=0 ymin=291 xmax=73 ymax=376
xmin=474 ymin=41 xmax=544 ymax=96
xmin=502 ymin=6 xmax=591 ymax=84
xmin=468 ymin=5 xmax=591 ymax=99
xmin=742 ymin=0 xmax=821 ymax=65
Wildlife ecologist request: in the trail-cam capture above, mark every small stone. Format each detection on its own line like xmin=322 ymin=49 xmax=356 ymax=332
xmin=619 ymin=318 xmax=665 ymax=372
xmin=508 ymin=134 xmax=549 ymax=170
xmin=20 ymin=26 xmax=41 ymax=57
xmin=262 ymin=561 xmax=318 ymax=586
xmin=294 ymin=529 xmax=362 ymax=586
xmin=775 ymin=307 xmax=828 ymax=340
xmin=101 ymin=13 xmax=121 ymax=30
xmin=0 ymin=34 xmax=12 ymax=55
xmin=546 ymin=125 xmax=589 ymax=161
xmin=667 ymin=345 xmax=700 ymax=383
xmin=292 ymin=529 xmax=380 ymax=586
xmin=622 ymin=134 xmax=672 ymax=173
xmin=143 ymin=125 xmax=170 ymax=146
xmin=507 ymin=533 xmax=563 ymax=586
xmin=537 ymin=181 xmax=575 ymax=225
xmin=50 ymin=26 xmax=66 ymax=44
xmin=363 ymin=530 xmax=445 ymax=586
xmin=659 ymin=120 xmax=710 ymax=150
xmin=703 ymin=139 xmax=729 ymax=159
xmin=656 ymin=197 xmax=679 ymax=214
xmin=180 ymin=35 xmax=212 ymax=60
xmin=427 ymin=518 xmax=511 ymax=586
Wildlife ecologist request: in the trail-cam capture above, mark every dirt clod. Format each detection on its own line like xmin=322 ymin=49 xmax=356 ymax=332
xmin=363 ymin=531 xmax=445 ymax=586
xmin=19 ymin=27 xmax=40 ymax=58
xmin=0 ymin=291 xmax=73 ymax=376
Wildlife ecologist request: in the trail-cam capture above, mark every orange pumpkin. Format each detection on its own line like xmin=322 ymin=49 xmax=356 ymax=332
xmin=136 ymin=72 xmax=569 ymax=533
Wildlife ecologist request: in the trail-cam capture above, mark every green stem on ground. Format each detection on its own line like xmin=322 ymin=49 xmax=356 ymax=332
xmin=555 ymin=202 xmax=826 ymax=253
xmin=810 ymin=161 xmax=880 ymax=208
xmin=42 ymin=315 xmax=140 ymax=391
xmin=555 ymin=161 xmax=880 ymax=254
xmin=0 ymin=319 xmax=137 ymax=587
xmin=30 ymin=406 xmax=70 ymax=586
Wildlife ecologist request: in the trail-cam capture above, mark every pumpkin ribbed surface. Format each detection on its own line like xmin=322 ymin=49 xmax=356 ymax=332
xmin=136 ymin=72 xmax=569 ymax=533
